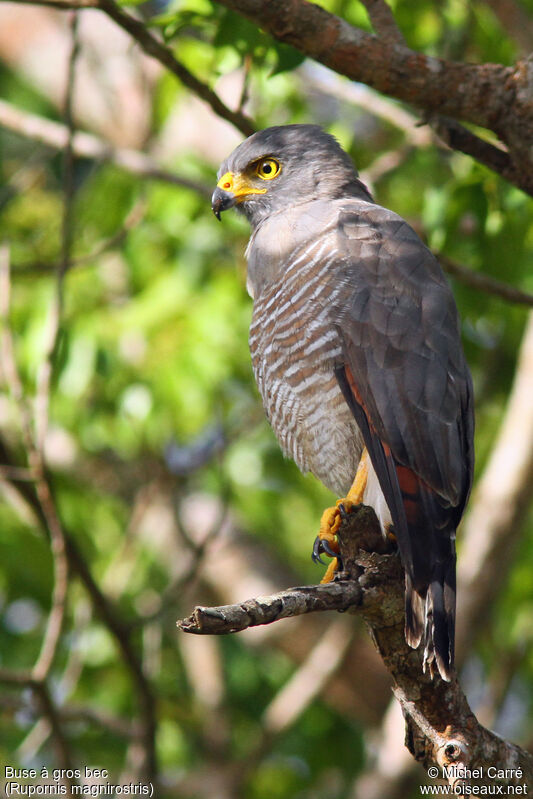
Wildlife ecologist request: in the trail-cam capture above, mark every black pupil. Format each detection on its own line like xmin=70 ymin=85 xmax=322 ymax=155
xmin=263 ymin=163 xmax=272 ymax=174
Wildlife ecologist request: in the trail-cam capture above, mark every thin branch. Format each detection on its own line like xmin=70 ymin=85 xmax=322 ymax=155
xmin=32 ymin=682 xmax=76 ymax=783
xmin=31 ymin=13 xmax=80 ymax=684
xmin=34 ymin=11 xmax=79 ymax=453
xmin=95 ymin=0 xmax=255 ymax=137
xmin=178 ymin=505 xmax=533 ymax=786
xmin=440 ymin=254 xmax=533 ymax=307
xmin=360 ymin=0 xmax=529 ymax=185
xmin=360 ymin=0 xmax=406 ymax=45
xmin=0 ymin=99 xmax=211 ymax=197
xmin=1 ymin=244 xmax=69 ymax=684
xmin=0 ymin=465 xmax=35 ymax=481
xmin=0 ymin=671 xmax=75 ymax=788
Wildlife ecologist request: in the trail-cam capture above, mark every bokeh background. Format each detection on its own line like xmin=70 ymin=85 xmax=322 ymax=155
xmin=0 ymin=1 xmax=532 ymax=797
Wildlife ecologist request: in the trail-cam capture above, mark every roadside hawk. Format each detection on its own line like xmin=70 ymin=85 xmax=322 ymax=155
xmin=212 ymin=124 xmax=474 ymax=681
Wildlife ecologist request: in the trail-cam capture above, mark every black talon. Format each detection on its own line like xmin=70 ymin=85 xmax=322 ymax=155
xmin=338 ymin=502 xmax=349 ymax=522
xmin=312 ymin=535 xmax=340 ymax=565
xmin=321 ymin=539 xmax=338 ymax=558
xmin=312 ymin=536 xmax=325 ymax=564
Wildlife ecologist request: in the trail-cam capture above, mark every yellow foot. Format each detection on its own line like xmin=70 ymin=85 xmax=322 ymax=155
xmin=313 ymin=499 xmax=355 ymax=583
xmin=312 ymin=449 xmax=370 ymax=584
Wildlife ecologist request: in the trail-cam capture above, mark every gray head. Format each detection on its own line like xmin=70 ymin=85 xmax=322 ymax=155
xmin=212 ymin=124 xmax=372 ymax=227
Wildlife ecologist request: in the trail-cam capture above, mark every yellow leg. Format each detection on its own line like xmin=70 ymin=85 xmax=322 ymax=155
xmin=316 ymin=449 xmax=369 ymax=583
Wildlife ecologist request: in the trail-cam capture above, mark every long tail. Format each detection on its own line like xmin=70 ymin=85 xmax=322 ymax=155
xmin=335 ymin=364 xmax=458 ymax=682
xmin=405 ymin=548 xmax=456 ymax=681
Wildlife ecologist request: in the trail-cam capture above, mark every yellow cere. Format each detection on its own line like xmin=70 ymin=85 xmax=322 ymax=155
xmin=216 ymin=171 xmax=267 ymax=200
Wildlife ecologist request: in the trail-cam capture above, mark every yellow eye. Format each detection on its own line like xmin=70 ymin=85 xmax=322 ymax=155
xmin=256 ymin=158 xmax=281 ymax=180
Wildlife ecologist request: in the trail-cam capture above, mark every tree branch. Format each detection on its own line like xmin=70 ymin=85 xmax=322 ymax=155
xmin=178 ymin=505 xmax=533 ymax=787
xmin=212 ymin=0 xmax=533 ymax=193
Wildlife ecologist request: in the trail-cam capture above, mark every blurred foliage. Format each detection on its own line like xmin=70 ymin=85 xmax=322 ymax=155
xmin=0 ymin=0 xmax=532 ymax=797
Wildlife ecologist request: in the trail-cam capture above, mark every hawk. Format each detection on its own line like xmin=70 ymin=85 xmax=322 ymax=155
xmin=212 ymin=125 xmax=474 ymax=681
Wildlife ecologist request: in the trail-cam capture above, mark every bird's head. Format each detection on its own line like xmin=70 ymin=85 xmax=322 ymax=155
xmin=212 ymin=124 xmax=370 ymax=227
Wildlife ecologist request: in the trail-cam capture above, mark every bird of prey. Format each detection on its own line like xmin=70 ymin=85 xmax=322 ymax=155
xmin=212 ymin=124 xmax=474 ymax=681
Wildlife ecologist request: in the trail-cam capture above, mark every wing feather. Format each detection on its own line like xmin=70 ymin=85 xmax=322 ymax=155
xmin=329 ymin=201 xmax=474 ymax=679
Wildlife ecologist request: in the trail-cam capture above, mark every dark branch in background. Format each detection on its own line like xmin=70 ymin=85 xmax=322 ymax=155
xmin=212 ymin=0 xmax=533 ymax=195
xmin=95 ymin=0 xmax=255 ymax=138
xmin=178 ymin=505 xmax=533 ymax=788
xmin=439 ymin=255 xmax=533 ymax=308
xmin=0 ymin=671 xmax=75 ymax=791
xmin=30 ymin=11 xmax=80 ymax=686
xmin=431 ymin=117 xmax=521 ymax=189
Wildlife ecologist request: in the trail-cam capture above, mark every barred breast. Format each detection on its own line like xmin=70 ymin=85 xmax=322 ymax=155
xmin=248 ymin=232 xmax=363 ymax=496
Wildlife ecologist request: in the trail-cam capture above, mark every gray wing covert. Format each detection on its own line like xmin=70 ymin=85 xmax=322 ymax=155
xmin=332 ymin=203 xmax=474 ymax=513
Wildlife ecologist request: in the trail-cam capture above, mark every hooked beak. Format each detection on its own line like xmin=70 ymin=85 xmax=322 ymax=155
xmin=211 ymin=186 xmax=236 ymax=221
xmin=212 ymin=171 xmax=266 ymax=220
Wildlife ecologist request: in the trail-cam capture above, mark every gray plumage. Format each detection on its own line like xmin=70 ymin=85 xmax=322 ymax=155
xmin=212 ymin=124 xmax=475 ymax=681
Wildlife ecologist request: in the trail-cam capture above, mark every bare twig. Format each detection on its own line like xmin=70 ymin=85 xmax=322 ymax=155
xmin=94 ymin=0 xmax=255 ymax=137
xmin=0 ymin=670 xmax=75 ymax=790
xmin=0 ymin=465 xmax=35 ymax=481
xmin=34 ymin=11 xmax=79 ymax=453
xmin=32 ymin=682 xmax=75 ymax=781
xmin=178 ymin=581 xmax=362 ymax=634
xmin=0 ymin=99 xmax=211 ymax=196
